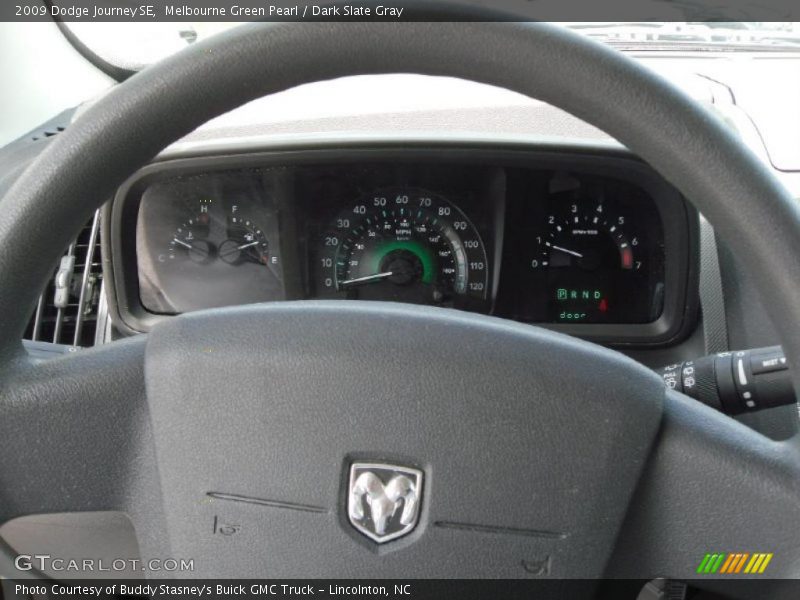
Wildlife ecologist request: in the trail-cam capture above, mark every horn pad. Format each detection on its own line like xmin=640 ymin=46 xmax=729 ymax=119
xmin=141 ymin=301 xmax=663 ymax=578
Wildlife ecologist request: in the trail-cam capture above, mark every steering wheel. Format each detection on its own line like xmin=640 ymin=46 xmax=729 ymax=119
xmin=2 ymin=21 xmax=800 ymax=593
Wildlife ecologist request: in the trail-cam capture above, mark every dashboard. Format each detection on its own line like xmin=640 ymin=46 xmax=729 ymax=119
xmin=109 ymin=145 xmax=698 ymax=345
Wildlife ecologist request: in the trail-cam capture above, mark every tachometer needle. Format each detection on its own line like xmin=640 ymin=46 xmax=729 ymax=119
xmin=339 ymin=271 xmax=394 ymax=287
xmin=551 ymin=245 xmax=584 ymax=259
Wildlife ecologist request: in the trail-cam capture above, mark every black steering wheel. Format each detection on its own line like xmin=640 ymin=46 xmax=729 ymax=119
xmin=2 ymin=22 xmax=800 ymax=593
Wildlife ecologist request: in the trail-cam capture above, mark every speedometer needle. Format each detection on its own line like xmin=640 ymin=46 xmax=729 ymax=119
xmin=339 ymin=271 xmax=394 ymax=287
xmin=551 ymin=245 xmax=584 ymax=259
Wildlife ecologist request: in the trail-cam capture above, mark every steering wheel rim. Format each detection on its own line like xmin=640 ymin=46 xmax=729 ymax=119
xmin=2 ymin=21 xmax=800 ymax=589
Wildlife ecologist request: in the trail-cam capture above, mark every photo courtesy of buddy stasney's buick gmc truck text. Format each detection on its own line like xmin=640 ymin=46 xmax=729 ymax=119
xmin=14 ymin=583 xmax=406 ymax=596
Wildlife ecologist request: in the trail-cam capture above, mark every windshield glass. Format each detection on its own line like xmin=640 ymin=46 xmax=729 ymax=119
xmin=562 ymin=22 xmax=800 ymax=50
xmin=66 ymin=21 xmax=800 ymax=71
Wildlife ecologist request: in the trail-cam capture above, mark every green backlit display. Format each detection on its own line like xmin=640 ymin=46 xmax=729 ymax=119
xmin=556 ymin=288 xmax=603 ymax=301
xmin=555 ymin=288 xmax=608 ymax=322
xmin=368 ymin=239 xmax=436 ymax=284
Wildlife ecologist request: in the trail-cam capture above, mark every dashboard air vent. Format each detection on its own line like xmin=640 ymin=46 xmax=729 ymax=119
xmin=30 ymin=125 xmax=66 ymax=142
xmin=23 ymin=210 xmax=103 ymax=348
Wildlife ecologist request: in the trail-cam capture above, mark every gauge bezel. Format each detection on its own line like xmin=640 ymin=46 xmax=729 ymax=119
xmin=502 ymin=170 xmax=668 ymax=325
xmin=106 ymin=141 xmax=697 ymax=346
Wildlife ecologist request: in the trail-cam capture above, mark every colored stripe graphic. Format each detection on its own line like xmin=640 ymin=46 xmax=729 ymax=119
xmin=744 ymin=554 xmax=760 ymax=573
xmin=697 ymin=554 xmax=712 ymax=574
xmin=709 ymin=554 xmax=725 ymax=573
xmin=760 ymin=554 xmax=774 ymax=573
xmin=734 ymin=553 xmax=749 ymax=573
xmin=701 ymin=554 xmax=717 ymax=574
xmin=720 ymin=554 xmax=736 ymax=574
xmin=721 ymin=553 xmax=737 ymax=574
xmin=699 ymin=552 xmax=773 ymax=575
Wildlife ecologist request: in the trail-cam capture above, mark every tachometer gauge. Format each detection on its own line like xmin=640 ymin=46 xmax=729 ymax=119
xmin=537 ymin=204 xmax=639 ymax=274
xmin=316 ymin=188 xmax=488 ymax=306
xmin=496 ymin=172 xmax=666 ymax=326
xmin=534 ymin=199 xmax=655 ymax=323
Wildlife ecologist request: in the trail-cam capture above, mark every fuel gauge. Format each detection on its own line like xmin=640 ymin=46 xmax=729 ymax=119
xmin=219 ymin=217 xmax=270 ymax=266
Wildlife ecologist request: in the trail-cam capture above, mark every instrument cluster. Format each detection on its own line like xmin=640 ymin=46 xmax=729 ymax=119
xmin=496 ymin=169 xmax=666 ymax=324
xmin=114 ymin=149 xmax=696 ymax=344
xmin=136 ymin=171 xmax=283 ymax=313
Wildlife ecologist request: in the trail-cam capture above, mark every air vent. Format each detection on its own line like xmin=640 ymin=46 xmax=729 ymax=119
xmin=30 ymin=126 xmax=66 ymax=142
xmin=24 ymin=210 xmax=103 ymax=347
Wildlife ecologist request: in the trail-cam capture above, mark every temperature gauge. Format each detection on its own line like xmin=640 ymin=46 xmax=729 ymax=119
xmin=167 ymin=201 xmax=214 ymax=264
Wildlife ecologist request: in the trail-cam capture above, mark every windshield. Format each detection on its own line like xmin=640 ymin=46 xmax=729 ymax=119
xmin=563 ymin=22 xmax=800 ymax=50
xmin=66 ymin=21 xmax=800 ymax=72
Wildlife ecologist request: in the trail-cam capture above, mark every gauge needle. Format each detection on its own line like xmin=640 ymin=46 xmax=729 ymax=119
xmin=219 ymin=240 xmax=260 ymax=258
xmin=551 ymin=245 xmax=584 ymax=259
xmin=339 ymin=271 xmax=394 ymax=287
xmin=173 ymin=237 xmax=210 ymax=256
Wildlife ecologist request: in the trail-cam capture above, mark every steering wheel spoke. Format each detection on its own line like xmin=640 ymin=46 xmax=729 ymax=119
xmin=0 ymin=339 xmax=150 ymax=522
xmin=128 ymin=302 xmax=666 ymax=577
xmin=609 ymin=391 xmax=800 ymax=586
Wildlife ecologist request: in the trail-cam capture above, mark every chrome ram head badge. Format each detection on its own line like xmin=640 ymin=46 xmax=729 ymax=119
xmin=347 ymin=462 xmax=423 ymax=543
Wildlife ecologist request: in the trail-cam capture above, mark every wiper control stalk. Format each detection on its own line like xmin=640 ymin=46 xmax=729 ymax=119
xmin=657 ymin=346 xmax=795 ymax=415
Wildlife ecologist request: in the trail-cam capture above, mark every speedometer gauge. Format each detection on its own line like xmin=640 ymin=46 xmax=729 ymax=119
xmin=315 ymin=188 xmax=488 ymax=307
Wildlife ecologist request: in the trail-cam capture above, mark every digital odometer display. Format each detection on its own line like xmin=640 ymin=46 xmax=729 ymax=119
xmin=313 ymin=188 xmax=489 ymax=307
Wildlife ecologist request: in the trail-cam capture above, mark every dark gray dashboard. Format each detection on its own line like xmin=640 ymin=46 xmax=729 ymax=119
xmin=107 ymin=143 xmax=699 ymax=346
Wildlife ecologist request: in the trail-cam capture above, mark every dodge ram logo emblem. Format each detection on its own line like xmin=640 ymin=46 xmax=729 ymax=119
xmin=347 ymin=462 xmax=422 ymax=543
